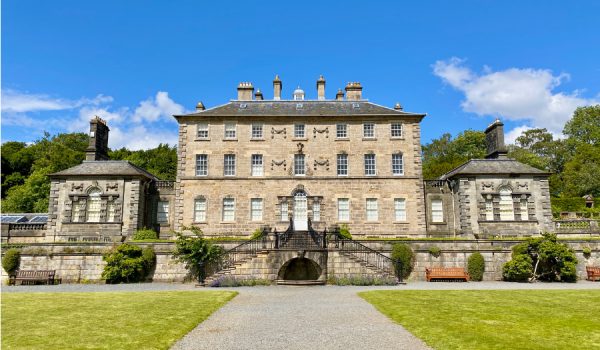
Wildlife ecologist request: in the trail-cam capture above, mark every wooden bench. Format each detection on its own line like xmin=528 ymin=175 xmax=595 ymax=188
xmin=426 ymin=267 xmax=469 ymax=282
xmin=10 ymin=270 xmax=56 ymax=285
xmin=586 ymin=266 xmax=600 ymax=281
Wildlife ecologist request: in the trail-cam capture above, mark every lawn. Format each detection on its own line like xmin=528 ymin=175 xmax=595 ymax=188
xmin=359 ymin=290 xmax=600 ymax=350
xmin=1 ymin=290 xmax=237 ymax=349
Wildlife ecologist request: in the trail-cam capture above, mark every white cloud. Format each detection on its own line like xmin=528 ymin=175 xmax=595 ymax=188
xmin=1 ymin=89 xmax=114 ymax=113
xmin=132 ymin=91 xmax=185 ymax=123
xmin=109 ymin=125 xmax=178 ymax=150
xmin=504 ymin=125 xmax=532 ymax=145
xmin=433 ymin=57 xmax=600 ymax=135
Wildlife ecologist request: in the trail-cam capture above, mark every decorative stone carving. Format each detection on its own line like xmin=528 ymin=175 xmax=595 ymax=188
xmin=481 ymin=182 xmax=494 ymax=191
xmin=271 ymin=127 xmax=287 ymax=139
xmin=516 ymin=182 xmax=529 ymax=191
xmin=313 ymin=159 xmax=329 ymax=171
xmin=106 ymin=182 xmax=118 ymax=191
xmin=271 ymin=159 xmax=287 ymax=171
xmin=313 ymin=127 xmax=329 ymax=138
xmin=297 ymin=142 xmax=304 ymax=154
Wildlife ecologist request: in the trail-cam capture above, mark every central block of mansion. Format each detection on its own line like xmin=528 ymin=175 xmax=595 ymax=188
xmin=42 ymin=75 xmax=553 ymax=242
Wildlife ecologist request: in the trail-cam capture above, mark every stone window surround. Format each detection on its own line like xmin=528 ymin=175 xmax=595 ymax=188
xmin=427 ymin=194 xmax=446 ymax=225
xmin=277 ymin=194 xmax=324 ymax=223
xmin=390 ymin=121 xmax=404 ymax=139
xmin=478 ymin=191 xmax=536 ymax=222
xmin=64 ymin=193 xmax=122 ymax=224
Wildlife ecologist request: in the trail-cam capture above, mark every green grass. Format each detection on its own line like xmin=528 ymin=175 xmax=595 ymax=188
xmin=359 ymin=290 xmax=600 ymax=350
xmin=1 ymin=290 xmax=237 ymax=349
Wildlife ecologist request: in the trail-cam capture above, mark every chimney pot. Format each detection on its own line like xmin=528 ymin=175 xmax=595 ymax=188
xmin=345 ymin=81 xmax=363 ymax=101
xmin=394 ymin=103 xmax=403 ymax=110
xmin=196 ymin=102 xmax=205 ymax=111
xmin=335 ymin=89 xmax=344 ymax=101
xmin=317 ymin=75 xmax=326 ymax=100
xmin=255 ymin=89 xmax=264 ymax=100
xmin=237 ymin=82 xmax=254 ymax=100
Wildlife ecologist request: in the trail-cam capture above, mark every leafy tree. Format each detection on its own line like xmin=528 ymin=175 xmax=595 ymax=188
xmin=109 ymin=144 xmax=177 ymax=180
xmin=563 ymin=105 xmax=600 ymax=147
xmin=101 ymin=244 xmax=155 ymax=283
xmin=422 ymin=130 xmax=486 ymax=179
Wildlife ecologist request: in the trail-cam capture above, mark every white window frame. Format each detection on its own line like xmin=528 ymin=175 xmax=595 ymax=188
xmin=520 ymin=198 xmax=529 ymax=221
xmin=337 ymin=154 xmax=348 ymax=176
xmin=363 ymin=122 xmax=375 ymax=138
xmin=485 ymin=198 xmax=494 ymax=221
xmin=251 ymin=154 xmax=264 ymax=176
xmin=366 ymin=198 xmax=378 ymax=222
xmin=294 ymin=154 xmax=305 ymax=176
xmin=72 ymin=198 xmax=85 ymax=222
xmin=251 ymin=123 xmax=263 ymax=139
xmin=86 ymin=189 xmax=102 ymax=222
xmin=394 ymin=198 xmax=407 ymax=222
xmin=364 ymin=154 xmax=376 ymax=176
xmin=338 ymin=198 xmax=350 ymax=221
xmin=336 ymin=123 xmax=348 ymax=138
xmin=431 ymin=199 xmax=444 ymax=223
xmin=280 ymin=201 xmax=289 ymax=221
xmin=392 ymin=153 xmax=404 ymax=176
xmin=197 ymin=123 xmax=209 ymax=139
xmin=499 ymin=188 xmax=515 ymax=221
xmin=294 ymin=123 xmax=305 ymax=138
xmin=313 ymin=201 xmax=321 ymax=222
xmin=224 ymin=123 xmax=237 ymax=139
xmin=222 ymin=198 xmax=235 ymax=222
xmin=250 ymin=198 xmax=263 ymax=221
xmin=106 ymin=199 xmax=116 ymax=223
xmin=196 ymin=154 xmax=208 ymax=176
xmin=224 ymin=154 xmax=236 ymax=176
xmin=194 ymin=197 xmax=207 ymax=222
xmin=157 ymin=200 xmax=169 ymax=224
xmin=391 ymin=122 xmax=403 ymax=138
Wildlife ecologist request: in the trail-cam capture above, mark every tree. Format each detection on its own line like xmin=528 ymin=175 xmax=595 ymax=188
xmin=109 ymin=143 xmax=177 ymax=180
xmin=563 ymin=105 xmax=600 ymax=147
xmin=422 ymin=130 xmax=486 ymax=179
xmin=172 ymin=227 xmax=224 ymax=283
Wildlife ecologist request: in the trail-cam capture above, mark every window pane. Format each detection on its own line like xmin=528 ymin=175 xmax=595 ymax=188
xmin=224 ymin=123 xmax=236 ymax=139
xmin=106 ymin=200 xmax=116 ymax=222
xmin=86 ymin=190 xmax=102 ymax=222
xmin=485 ymin=198 xmax=494 ymax=221
xmin=72 ymin=199 xmax=85 ymax=222
xmin=392 ymin=153 xmax=404 ymax=175
xmin=520 ymin=198 xmax=528 ymax=221
xmin=197 ymin=123 xmax=209 ymax=139
xmin=431 ymin=199 xmax=444 ymax=223
xmin=364 ymin=154 xmax=376 ymax=176
xmin=294 ymin=124 xmax=305 ymax=138
xmin=363 ymin=123 xmax=375 ymax=138
xmin=280 ymin=201 xmax=288 ymax=221
xmin=251 ymin=154 xmax=263 ymax=176
xmin=313 ymin=202 xmax=321 ymax=221
xmin=337 ymin=154 xmax=348 ymax=176
xmin=194 ymin=198 xmax=206 ymax=222
xmin=394 ymin=198 xmax=406 ymax=221
xmin=294 ymin=154 xmax=305 ymax=175
xmin=251 ymin=124 xmax=263 ymax=139
xmin=499 ymin=189 xmax=514 ymax=221
xmin=336 ymin=124 xmax=347 ymax=138
xmin=224 ymin=154 xmax=236 ymax=176
xmin=391 ymin=123 xmax=403 ymax=137
xmin=196 ymin=154 xmax=208 ymax=176
xmin=223 ymin=198 xmax=235 ymax=221
xmin=338 ymin=198 xmax=350 ymax=221
xmin=251 ymin=198 xmax=263 ymax=221
xmin=157 ymin=201 xmax=169 ymax=223
xmin=366 ymin=198 xmax=378 ymax=221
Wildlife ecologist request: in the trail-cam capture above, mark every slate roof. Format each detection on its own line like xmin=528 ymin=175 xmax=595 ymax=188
xmin=174 ymin=100 xmax=426 ymax=119
xmin=439 ymin=159 xmax=551 ymax=180
xmin=50 ymin=161 xmax=158 ymax=180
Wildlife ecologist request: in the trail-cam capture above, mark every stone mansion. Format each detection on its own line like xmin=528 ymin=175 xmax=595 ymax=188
xmin=37 ymin=75 xmax=553 ymax=242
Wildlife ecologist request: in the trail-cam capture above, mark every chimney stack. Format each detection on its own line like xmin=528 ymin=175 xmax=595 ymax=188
xmin=86 ymin=116 xmax=110 ymax=161
xmin=345 ymin=82 xmax=363 ymax=101
xmin=316 ymin=75 xmax=326 ymax=100
xmin=273 ymin=75 xmax=282 ymax=100
xmin=255 ymin=89 xmax=264 ymax=100
xmin=484 ymin=119 xmax=508 ymax=159
xmin=336 ymin=89 xmax=344 ymax=101
xmin=237 ymin=82 xmax=254 ymax=100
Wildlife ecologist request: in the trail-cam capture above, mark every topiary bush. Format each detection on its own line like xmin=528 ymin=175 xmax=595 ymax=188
xmin=2 ymin=249 xmax=21 ymax=276
xmin=467 ymin=252 xmax=485 ymax=281
xmin=101 ymin=244 xmax=156 ymax=283
xmin=132 ymin=228 xmax=158 ymax=241
xmin=391 ymin=243 xmax=415 ymax=280
xmin=503 ymin=233 xmax=578 ymax=282
xmin=428 ymin=246 xmax=442 ymax=258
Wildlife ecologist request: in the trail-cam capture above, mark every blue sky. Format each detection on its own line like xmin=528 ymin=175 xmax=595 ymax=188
xmin=3 ymin=1 xmax=599 ymax=149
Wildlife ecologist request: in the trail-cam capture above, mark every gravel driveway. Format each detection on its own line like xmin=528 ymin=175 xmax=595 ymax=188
xmin=171 ymin=285 xmax=431 ymax=350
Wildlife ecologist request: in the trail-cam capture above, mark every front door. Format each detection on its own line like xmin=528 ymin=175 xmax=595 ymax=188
xmin=294 ymin=192 xmax=308 ymax=230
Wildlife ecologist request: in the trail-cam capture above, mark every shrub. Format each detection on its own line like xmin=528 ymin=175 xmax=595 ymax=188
xmin=503 ymin=233 xmax=578 ymax=282
xmin=209 ymin=276 xmax=272 ymax=287
xmin=467 ymin=252 xmax=485 ymax=281
xmin=338 ymin=224 xmax=352 ymax=239
xmin=503 ymin=254 xmax=533 ymax=282
xmin=2 ymin=249 xmax=21 ymax=276
xmin=327 ymin=275 xmax=397 ymax=286
xmin=428 ymin=246 xmax=442 ymax=258
xmin=391 ymin=243 xmax=414 ymax=280
xmin=132 ymin=228 xmax=158 ymax=241
xmin=101 ymin=244 xmax=155 ymax=283
xmin=172 ymin=227 xmax=224 ymax=283
xmin=250 ymin=228 xmax=264 ymax=240
xmin=582 ymin=246 xmax=592 ymax=258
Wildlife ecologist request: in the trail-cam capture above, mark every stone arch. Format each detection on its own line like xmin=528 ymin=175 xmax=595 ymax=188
xmin=278 ymin=257 xmax=322 ymax=280
xmin=291 ymin=184 xmax=310 ymax=196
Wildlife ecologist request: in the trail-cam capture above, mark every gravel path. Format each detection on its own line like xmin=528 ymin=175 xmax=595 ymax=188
xmin=171 ymin=285 xmax=432 ymax=350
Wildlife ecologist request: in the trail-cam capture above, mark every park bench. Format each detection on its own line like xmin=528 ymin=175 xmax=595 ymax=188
xmin=10 ymin=270 xmax=57 ymax=285
xmin=426 ymin=267 xmax=469 ymax=282
xmin=586 ymin=266 xmax=600 ymax=281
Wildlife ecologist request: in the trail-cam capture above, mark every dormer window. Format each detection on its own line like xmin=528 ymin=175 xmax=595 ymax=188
xmin=293 ymin=86 xmax=305 ymax=100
